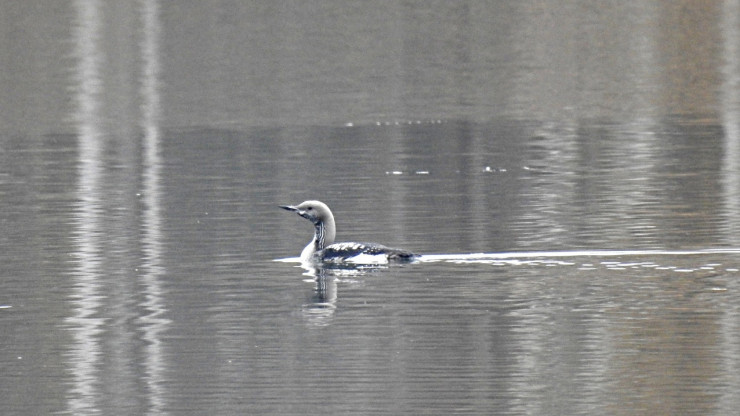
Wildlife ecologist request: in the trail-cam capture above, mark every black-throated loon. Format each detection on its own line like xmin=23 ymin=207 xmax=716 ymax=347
xmin=280 ymin=200 xmax=416 ymax=265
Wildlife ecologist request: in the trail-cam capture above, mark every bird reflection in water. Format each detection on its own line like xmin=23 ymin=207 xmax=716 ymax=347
xmin=298 ymin=263 xmax=389 ymax=327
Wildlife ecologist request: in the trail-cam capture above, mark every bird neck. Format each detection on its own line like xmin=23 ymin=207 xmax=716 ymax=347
xmin=313 ymin=219 xmax=336 ymax=250
xmin=300 ymin=217 xmax=337 ymax=263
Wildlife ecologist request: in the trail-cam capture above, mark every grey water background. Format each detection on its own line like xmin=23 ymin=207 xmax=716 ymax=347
xmin=3 ymin=1 xmax=740 ymax=415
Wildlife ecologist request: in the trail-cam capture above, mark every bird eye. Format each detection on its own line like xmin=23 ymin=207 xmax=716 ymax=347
xmin=306 ymin=206 xmax=313 ymax=210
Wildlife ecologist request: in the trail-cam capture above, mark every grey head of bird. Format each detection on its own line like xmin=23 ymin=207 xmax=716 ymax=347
xmin=280 ymin=200 xmax=338 ymax=252
xmin=279 ymin=200 xmax=334 ymax=226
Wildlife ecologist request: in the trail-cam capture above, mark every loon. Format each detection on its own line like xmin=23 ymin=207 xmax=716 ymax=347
xmin=280 ymin=200 xmax=416 ymax=265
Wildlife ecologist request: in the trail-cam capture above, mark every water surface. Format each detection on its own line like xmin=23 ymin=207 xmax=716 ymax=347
xmin=2 ymin=1 xmax=740 ymax=415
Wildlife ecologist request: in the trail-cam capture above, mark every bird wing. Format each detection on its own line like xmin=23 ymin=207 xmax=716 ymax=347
xmin=319 ymin=242 xmax=416 ymax=264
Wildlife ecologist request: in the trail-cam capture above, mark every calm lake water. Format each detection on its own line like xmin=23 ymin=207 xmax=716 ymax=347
xmin=3 ymin=1 xmax=740 ymax=415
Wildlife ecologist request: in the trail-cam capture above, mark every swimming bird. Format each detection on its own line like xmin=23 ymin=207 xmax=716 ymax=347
xmin=280 ymin=200 xmax=416 ymax=265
